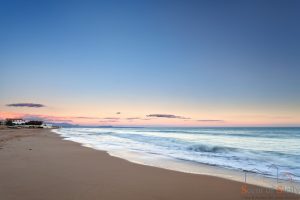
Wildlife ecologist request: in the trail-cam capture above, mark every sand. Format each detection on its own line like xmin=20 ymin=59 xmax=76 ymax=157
xmin=0 ymin=128 xmax=299 ymax=200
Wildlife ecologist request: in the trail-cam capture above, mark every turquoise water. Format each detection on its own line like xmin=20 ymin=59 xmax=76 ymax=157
xmin=54 ymin=127 xmax=300 ymax=182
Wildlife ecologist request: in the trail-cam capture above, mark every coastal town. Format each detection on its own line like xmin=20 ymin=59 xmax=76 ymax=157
xmin=0 ymin=118 xmax=57 ymax=129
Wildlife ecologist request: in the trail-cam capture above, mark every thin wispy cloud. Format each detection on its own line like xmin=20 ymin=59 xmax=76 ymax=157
xmin=196 ymin=119 xmax=225 ymax=122
xmin=98 ymin=117 xmax=120 ymax=123
xmin=126 ymin=117 xmax=141 ymax=120
xmin=102 ymin=117 xmax=120 ymax=120
xmin=6 ymin=103 xmax=45 ymax=108
xmin=147 ymin=114 xmax=190 ymax=119
xmin=125 ymin=117 xmax=152 ymax=121
xmin=73 ymin=116 xmax=100 ymax=119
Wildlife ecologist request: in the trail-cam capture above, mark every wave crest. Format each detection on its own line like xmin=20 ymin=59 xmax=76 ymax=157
xmin=187 ymin=144 xmax=236 ymax=153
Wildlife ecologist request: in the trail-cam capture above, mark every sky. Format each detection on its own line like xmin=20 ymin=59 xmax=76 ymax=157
xmin=1 ymin=0 xmax=300 ymax=126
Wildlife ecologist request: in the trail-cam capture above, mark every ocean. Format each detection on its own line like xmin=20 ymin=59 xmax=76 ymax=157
xmin=53 ymin=127 xmax=300 ymax=183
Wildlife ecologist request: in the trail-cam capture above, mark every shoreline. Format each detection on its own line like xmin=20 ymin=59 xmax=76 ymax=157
xmin=53 ymin=128 xmax=300 ymax=190
xmin=1 ymin=128 xmax=299 ymax=200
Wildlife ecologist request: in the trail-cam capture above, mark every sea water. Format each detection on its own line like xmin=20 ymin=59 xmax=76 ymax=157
xmin=53 ymin=127 xmax=300 ymax=184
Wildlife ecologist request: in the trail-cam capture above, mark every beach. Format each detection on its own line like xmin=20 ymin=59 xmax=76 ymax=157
xmin=0 ymin=129 xmax=299 ymax=200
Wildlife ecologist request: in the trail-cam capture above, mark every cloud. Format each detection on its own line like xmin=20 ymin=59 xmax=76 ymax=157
xmin=196 ymin=119 xmax=225 ymax=122
xmin=6 ymin=103 xmax=45 ymax=108
xmin=125 ymin=117 xmax=153 ymax=121
xmin=102 ymin=117 xmax=120 ymax=120
xmin=73 ymin=116 xmax=100 ymax=119
xmin=116 ymin=112 xmax=121 ymax=114
xmin=146 ymin=114 xmax=190 ymax=119
xmin=98 ymin=117 xmax=120 ymax=123
xmin=126 ymin=117 xmax=141 ymax=120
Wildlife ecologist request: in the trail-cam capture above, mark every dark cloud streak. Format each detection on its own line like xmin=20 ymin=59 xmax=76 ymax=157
xmin=6 ymin=103 xmax=45 ymax=108
xmin=146 ymin=114 xmax=190 ymax=119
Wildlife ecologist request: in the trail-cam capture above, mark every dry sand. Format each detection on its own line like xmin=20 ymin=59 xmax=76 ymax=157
xmin=0 ymin=129 xmax=299 ymax=200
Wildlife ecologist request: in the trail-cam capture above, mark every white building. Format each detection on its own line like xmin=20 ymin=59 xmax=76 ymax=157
xmin=41 ymin=123 xmax=53 ymax=128
xmin=10 ymin=119 xmax=26 ymax=125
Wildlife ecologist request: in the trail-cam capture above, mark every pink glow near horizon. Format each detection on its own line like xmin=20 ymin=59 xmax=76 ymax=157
xmin=1 ymin=111 xmax=299 ymax=127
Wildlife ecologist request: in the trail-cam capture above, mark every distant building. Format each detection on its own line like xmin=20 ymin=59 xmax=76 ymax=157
xmin=7 ymin=118 xmax=26 ymax=125
xmin=25 ymin=121 xmax=43 ymax=126
xmin=41 ymin=123 xmax=53 ymax=128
